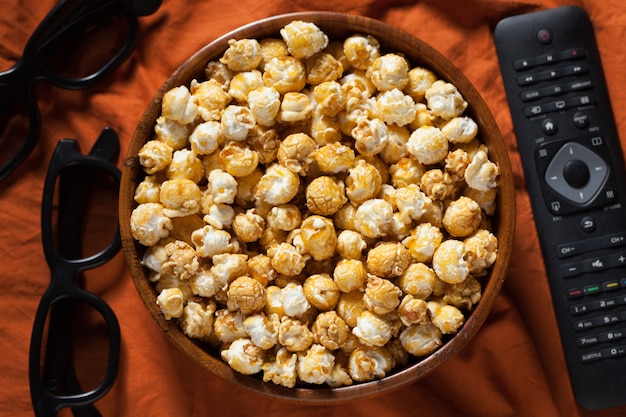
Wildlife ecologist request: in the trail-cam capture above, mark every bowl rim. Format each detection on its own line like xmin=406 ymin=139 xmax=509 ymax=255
xmin=120 ymin=11 xmax=516 ymax=404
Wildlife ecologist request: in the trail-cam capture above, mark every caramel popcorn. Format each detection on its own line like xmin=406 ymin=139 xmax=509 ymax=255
xmin=227 ymin=275 xmax=266 ymax=315
xmin=405 ymin=66 xmax=437 ymax=102
xmin=179 ymin=299 xmax=217 ymax=339
xmin=312 ymin=80 xmax=346 ymax=115
xmin=258 ymin=38 xmax=289 ymax=70
xmin=280 ymin=21 xmax=329 ymax=60
xmin=306 ymin=53 xmax=344 ymax=85
xmin=442 ymin=196 xmax=483 ymax=238
xmin=220 ymin=38 xmax=262 ymax=72
xmin=213 ymin=309 xmax=246 ymax=343
xmin=254 ymin=163 xmax=300 ymax=205
xmin=353 ymin=198 xmax=393 ymax=238
xmin=263 ymin=56 xmax=306 ymax=94
xmin=220 ymin=338 xmax=265 ymax=375
xmin=399 ymin=322 xmax=442 ymax=356
xmin=348 ymin=345 xmax=394 ymax=382
xmin=189 ymin=121 xmax=223 ymax=155
xmin=300 ymin=215 xmax=337 ymax=261
xmin=345 ymin=159 xmax=382 ymax=205
xmin=343 ymin=34 xmax=380 ymax=70
xmin=407 ymin=125 xmax=449 ymax=165
xmin=397 ymin=262 xmax=437 ymax=300
xmin=154 ymin=116 xmax=190 ymax=150
xmin=336 ymin=230 xmax=367 ymax=261
xmin=306 ymin=175 xmax=347 ymax=216
xmin=218 ymin=141 xmax=259 ymax=178
xmin=162 ymin=240 xmax=199 ymax=280
xmin=424 ymin=80 xmax=467 ymax=120
xmin=247 ymin=86 xmax=281 ymax=126
xmin=428 ymin=301 xmax=465 ymax=334
xmin=363 ymin=275 xmax=402 ymax=315
xmin=130 ymin=202 xmax=173 ymax=246
xmin=352 ymin=310 xmax=394 ymax=347
xmin=134 ymin=175 xmax=161 ymax=204
xmin=366 ymin=242 xmax=410 ymax=279
xmin=279 ymin=316 xmax=314 ymax=352
xmin=432 ymin=239 xmax=471 ymax=284
xmin=191 ymin=79 xmax=231 ymax=122
xmin=297 ymin=344 xmax=335 ymax=384
xmin=263 ymin=347 xmax=298 ymax=388
xmin=131 ymin=22 xmax=501 ymax=388
xmin=311 ymin=311 xmax=350 ymax=350
xmin=465 ymin=146 xmax=499 ymax=191
xmin=367 ymin=53 xmax=410 ymax=91
xmin=221 ymin=105 xmax=256 ymax=141
xmin=138 ymin=140 xmax=173 ymax=175
xmin=156 ymin=287 xmax=184 ymax=320
xmin=333 ymin=258 xmax=367 ymax=292
xmin=277 ymin=92 xmax=313 ymax=123
xmin=161 ymin=85 xmax=198 ymax=125
xmin=303 ymin=273 xmax=340 ymax=311
xmin=243 ymin=313 xmax=279 ymax=350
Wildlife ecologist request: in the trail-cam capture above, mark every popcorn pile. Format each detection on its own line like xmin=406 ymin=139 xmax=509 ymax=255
xmin=130 ymin=21 xmax=499 ymax=388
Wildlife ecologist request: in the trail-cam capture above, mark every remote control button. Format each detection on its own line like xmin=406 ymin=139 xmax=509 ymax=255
xmin=573 ymin=312 xmax=626 ymax=332
xmin=541 ymin=118 xmax=558 ymax=135
xmin=580 ymin=350 xmax=604 ymax=363
xmin=570 ymin=295 xmax=626 ymax=315
xmin=580 ymin=216 xmax=596 ymax=232
xmin=557 ymin=48 xmax=586 ymax=61
xmin=577 ymin=334 xmax=600 ymax=347
xmin=570 ymin=79 xmax=593 ymax=91
xmin=524 ymin=95 xmax=596 ymax=117
xmin=537 ymin=28 xmax=552 ymax=44
xmin=577 ymin=328 xmax=626 ymax=348
xmin=603 ymin=280 xmax=622 ymax=291
xmin=568 ymin=288 xmax=584 ymax=299
xmin=570 ymin=302 xmax=593 ymax=315
xmin=544 ymin=142 xmax=607 ymax=205
xmin=516 ymin=63 xmax=589 ymax=86
xmin=563 ymin=159 xmax=590 ymax=188
xmin=513 ymin=49 xmax=586 ymax=71
xmin=556 ymin=231 xmax=626 ymax=259
xmin=560 ymin=251 xmax=626 ymax=278
xmin=562 ymin=62 xmax=589 ymax=77
xmin=573 ymin=111 xmax=590 ymax=129
xmin=580 ymin=344 xmax=626 ymax=363
xmin=520 ymin=79 xmax=592 ymax=102
xmin=584 ymin=284 xmax=602 ymax=296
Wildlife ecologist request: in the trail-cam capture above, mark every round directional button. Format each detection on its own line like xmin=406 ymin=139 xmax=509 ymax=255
xmin=544 ymin=142 xmax=608 ymax=205
xmin=563 ymin=159 xmax=590 ymax=188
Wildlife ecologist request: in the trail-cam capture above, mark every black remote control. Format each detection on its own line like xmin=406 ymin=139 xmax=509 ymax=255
xmin=494 ymin=6 xmax=626 ymax=411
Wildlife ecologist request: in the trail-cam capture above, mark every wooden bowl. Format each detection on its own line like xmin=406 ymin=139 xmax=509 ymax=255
xmin=119 ymin=11 xmax=515 ymax=404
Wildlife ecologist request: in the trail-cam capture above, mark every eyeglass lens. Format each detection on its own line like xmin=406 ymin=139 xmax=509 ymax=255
xmin=0 ymin=85 xmax=35 ymax=175
xmin=38 ymin=297 xmax=113 ymax=408
xmin=0 ymin=0 xmax=139 ymax=180
xmin=51 ymin=163 xmax=120 ymax=261
xmin=35 ymin=2 xmax=133 ymax=82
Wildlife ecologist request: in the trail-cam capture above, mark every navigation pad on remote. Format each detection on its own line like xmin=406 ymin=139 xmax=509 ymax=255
xmin=535 ymin=136 xmax=617 ymax=214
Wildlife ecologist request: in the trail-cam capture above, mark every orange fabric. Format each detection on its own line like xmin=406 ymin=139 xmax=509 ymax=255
xmin=1 ymin=0 xmax=626 ymax=416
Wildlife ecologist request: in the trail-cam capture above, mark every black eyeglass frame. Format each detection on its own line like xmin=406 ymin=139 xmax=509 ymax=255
xmin=29 ymin=128 xmax=122 ymax=417
xmin=0 ymin=0 xmax=161 ymax=180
